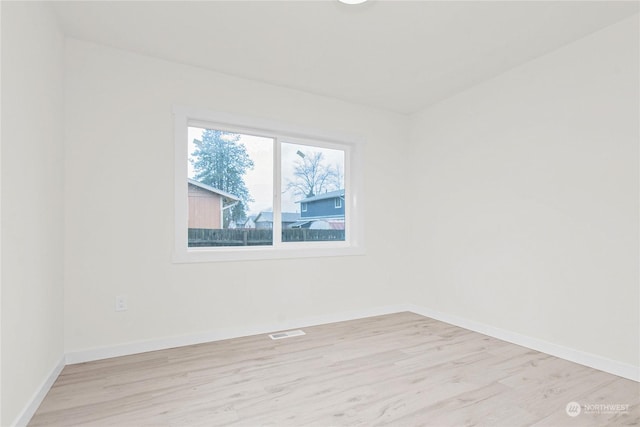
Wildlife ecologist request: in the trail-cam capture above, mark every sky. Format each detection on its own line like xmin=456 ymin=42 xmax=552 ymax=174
xmin=188 ymin=127 xmax=344 ymax=217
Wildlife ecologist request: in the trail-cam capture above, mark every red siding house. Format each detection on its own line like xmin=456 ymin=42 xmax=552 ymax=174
xmin=188 ymin=179 xmax=239 ymax=229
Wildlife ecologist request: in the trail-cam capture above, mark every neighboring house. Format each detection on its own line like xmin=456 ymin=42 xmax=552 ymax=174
xmin=298 ymin=190 xmax=345 ymax=219
xmin=188 ymin=179 xmax=239 ymax=229
xmin=243 ymin=216 xmax=257 ymax=229
xmin=254 ymin=211 xmax=300 ymax=229
xmin=230 ymin=215 xmax=256 ymax=229
xmin=294 ymin=190 xmax=345 ymax=229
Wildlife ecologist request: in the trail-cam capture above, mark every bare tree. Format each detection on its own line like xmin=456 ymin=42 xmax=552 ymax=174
xmin=287 ymin=151 xmax=341 ymax=199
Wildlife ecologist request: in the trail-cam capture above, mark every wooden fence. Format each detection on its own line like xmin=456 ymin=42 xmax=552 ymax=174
xmin=188 ymin=228 xmax=345 ymax=247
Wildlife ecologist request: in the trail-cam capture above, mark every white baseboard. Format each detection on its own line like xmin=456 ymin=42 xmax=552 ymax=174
xmin=65 ymin=304 xmax=639 ymax=382
xmin=406 ymin=304 xmax=640 ymax=382
xmin=12 ymin=356 xmax=65 ymax=427
xmin=65 ymin=304 xmax=409 ymax=365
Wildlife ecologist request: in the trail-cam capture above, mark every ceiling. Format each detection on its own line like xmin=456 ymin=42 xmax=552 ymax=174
xmin=51 ymin=1 xmax=639 ymax=115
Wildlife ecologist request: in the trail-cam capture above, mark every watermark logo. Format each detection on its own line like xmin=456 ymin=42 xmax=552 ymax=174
xmin=566 ymin=401 xmax=581 ymax=417
xmin=583 ymin=403 xmax=630 ymax=415
xmin=565 ymin=401 xmax=629 ymax=417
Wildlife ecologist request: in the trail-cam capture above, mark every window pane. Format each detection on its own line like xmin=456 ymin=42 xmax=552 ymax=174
xmin=281 ymin=142 xmax=345 ymax=242
xmin=187 ymin=127 xmax=273 ymax=247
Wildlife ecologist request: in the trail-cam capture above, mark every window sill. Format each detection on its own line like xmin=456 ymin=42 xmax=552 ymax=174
xmin=173 ymin=244 xmax=365 ymax=263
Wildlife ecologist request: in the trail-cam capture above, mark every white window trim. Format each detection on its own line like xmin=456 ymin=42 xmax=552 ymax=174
xmin=335 ymin=198 xmax=342 ymax=209
xmin=173 ymin=105 xmax=365 ymax=263
xmin=301 ymin=202 xmax=308 ymax=212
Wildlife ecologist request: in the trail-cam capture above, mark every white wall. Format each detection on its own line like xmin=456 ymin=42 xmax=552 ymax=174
xmin=1 ymin=2 xmax=66 ymax=425
xmin=63 ymin=39 xmax=410 ymax=354
xmin=408 ymin=16 xmax=639 ymax=368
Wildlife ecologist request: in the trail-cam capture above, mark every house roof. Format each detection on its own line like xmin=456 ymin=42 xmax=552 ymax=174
xmin=254 ymin=211 xmax=301 ymax=223
xmin=290 ymin=220 xmax=313 ymax=228
xmin=188 ymin=179 xmax=240 ymax=201
xmin=297 ymin=189 xmax=344 ymax=203
xmin=291 ymin=219 xmax=345 ymax=229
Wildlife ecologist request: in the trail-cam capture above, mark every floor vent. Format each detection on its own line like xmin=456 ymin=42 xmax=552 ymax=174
xmin=269 ymin=329 xmax=306 ymax=340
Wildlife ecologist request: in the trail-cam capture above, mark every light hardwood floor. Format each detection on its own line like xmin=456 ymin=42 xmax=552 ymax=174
xmin=30 ymin=312 xmax=639 ymax=426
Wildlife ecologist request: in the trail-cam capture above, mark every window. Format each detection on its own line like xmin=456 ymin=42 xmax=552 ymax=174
xmin=173 ymin=106 xmax=364 ymax=262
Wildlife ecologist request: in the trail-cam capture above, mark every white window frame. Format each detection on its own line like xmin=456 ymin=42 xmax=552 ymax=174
xmin=173 ymin=105 xmax=365 ymax=263
xmin=335 ymin=198 xmax=342 ymax=209
xmin=301 ymin=202 xmax=308 ymax=212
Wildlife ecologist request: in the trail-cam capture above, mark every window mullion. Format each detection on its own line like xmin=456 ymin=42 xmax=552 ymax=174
xmin=272 ymin=137 xmax=282 ymax=247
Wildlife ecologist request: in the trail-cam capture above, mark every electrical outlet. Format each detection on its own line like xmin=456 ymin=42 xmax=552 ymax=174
xmin=115 ymin=295 xmax=128 ymax=312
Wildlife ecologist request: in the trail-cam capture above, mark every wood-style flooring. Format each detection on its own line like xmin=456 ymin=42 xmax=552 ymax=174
xmin=29 ymin=312 xmax=640 ymax=426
